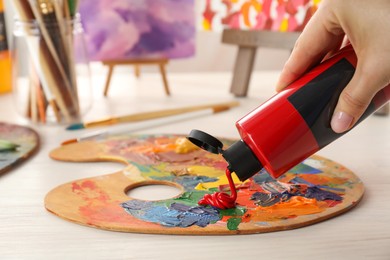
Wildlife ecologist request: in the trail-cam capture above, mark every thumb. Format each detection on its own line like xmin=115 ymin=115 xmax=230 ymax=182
xmin=331 ymin=62 xmax=384 ymax=133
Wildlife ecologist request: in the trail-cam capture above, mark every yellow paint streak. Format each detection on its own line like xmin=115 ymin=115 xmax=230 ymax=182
xmin=195 ymin=172 xmax=244 ymax=190
xmin=195 ymin=183 xmax=207 ymax=191
xmin=187 ymin=165 xmax=224 ymax=178
xmin=175 ymin=137 xmax=199 ymax=154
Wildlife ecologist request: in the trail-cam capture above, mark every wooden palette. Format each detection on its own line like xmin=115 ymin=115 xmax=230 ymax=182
xmin=0 ymin=122 xmax=39 ymax=175
xmin=46 ymin=134 xmax=364 ymax=235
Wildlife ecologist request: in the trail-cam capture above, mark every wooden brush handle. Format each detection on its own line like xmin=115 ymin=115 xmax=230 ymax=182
xmin=85 ymin=101 xmax=240 ymax=128
xmin=118 ymin=101 xmax=240 ymax=123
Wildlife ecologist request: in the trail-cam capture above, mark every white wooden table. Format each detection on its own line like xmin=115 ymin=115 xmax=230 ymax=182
xmin=0 ymin=70 xmax=389 ymax=259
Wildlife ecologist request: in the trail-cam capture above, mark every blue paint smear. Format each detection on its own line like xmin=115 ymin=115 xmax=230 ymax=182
xmin=316 ymin=185 xmax=346 ymax=193
xmin=175 ymin=176 xmax=218 ymax=190
xmin=288 ymin=163 xmax=322 ymax=174
xmin=289 ymin=176 xmax=316 ymax=187
xmin=289 ymin=177 xmax=346 ymax=192
xmin=255 ymin=222 xmax=271 ymax=226
xmin=252 ymin=170 xmax=274 ymax=184
xmin=250 ymin=178 xmax=343 ymax=206
xmin=129 ymin=162 xmax=154 ymax=173
xmin=305 ymin=186 xmax=343 ymax=201
xmin=121 ymin=200 xmax=220 ymax=228
xmin=170 ymin=203 xmax=220 ymax=227
xmin=153 ymin=175 xmax=218 ymax=190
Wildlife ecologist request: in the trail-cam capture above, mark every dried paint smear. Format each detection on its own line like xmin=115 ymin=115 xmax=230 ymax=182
xmin=98 ymin=135 xmax=353 ymax=231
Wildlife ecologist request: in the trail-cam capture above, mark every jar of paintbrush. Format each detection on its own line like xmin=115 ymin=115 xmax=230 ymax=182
xmin=11 ymin=0 xmax=92 ymax=124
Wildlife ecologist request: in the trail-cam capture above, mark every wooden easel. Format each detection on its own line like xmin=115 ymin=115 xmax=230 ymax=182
xmin=222 ymin=29 xmax=300 ymax=97
xmin=102 ymin=58 xmax=171 ymax=96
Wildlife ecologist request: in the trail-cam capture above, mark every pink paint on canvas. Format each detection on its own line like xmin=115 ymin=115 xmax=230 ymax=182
xmin=78 ymin=0 xmax=195 ymax=61
xmin=202 ymin=0 xmax=320 ymax=32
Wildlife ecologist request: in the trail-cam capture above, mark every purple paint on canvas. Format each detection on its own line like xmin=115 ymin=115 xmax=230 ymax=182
xmin=78 ymin=0 xmax=195 ymax=61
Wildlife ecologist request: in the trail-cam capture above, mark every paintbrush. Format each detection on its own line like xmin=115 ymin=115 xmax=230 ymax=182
xmin=67 ymin=0 xmax=78 ymax=18
xmin=66 ymin=101 xmax=240 ymax=131
xmin=61 ymin=105 xmax=237 ymax=145
xmin=29 ymin=0 xmax=79 ymax=120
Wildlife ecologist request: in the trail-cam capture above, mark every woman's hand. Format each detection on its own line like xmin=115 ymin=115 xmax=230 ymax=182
xmin=276 ymin=0 xmax=390 ymax=133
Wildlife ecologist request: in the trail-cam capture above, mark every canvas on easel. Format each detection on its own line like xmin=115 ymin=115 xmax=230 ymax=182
xmin=78 ymin=0 xmax=196 ymax=96
xmin=201 ymin=0 xmax=320 ymax=97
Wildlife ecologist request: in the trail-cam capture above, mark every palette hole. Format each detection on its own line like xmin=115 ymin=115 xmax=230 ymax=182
xmin=126 ymin=183 xmax=182 ymax=201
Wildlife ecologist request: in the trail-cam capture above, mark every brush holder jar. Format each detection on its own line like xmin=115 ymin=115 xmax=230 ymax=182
xmin=12 ymin=14 xmax=92 ymax=125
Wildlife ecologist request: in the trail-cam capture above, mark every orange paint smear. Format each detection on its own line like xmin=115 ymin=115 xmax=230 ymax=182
xmin=298 ymin=174 xmax=348 ymax=186
xmin=151 ymin=144 xmax=176 ymax=153
xmin=248 ymin=196 xmax=327 ymax=222
xmin=71 ymin=180 xmax=148 ymax=227
xmin=235 ymin=188 xmax=258 ymax=208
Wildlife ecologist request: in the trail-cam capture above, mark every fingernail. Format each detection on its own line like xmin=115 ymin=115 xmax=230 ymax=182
xmin=275 ymin=76 xmax=289 ymax=92
xmin=331 ymin=111 xmax=353 ymax=133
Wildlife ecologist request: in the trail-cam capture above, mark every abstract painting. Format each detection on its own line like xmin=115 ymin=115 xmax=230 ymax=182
xmin=46 ymin=134 xmax=364 ymax=235
xmin=201 ymin=0 xmax=321 ymax=32
xmin=78 ymin=0 xmax=196 ymax=61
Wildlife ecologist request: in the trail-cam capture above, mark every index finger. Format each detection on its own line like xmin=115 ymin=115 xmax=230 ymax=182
xmin=276 ymin=6 xmax=344 ymax=91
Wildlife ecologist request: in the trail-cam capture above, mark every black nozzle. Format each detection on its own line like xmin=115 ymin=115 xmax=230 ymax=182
xmin=221 ymin=140 xmax=263 ymax=181
xmin=187 ymin=129 xmax=223 ymax=154
xmin=187 ymin=129 xmax=263 ymax=181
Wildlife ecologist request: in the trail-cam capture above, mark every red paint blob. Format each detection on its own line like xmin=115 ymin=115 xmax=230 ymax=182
xmin=198 ymin=168 xmax=237 ymax=209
